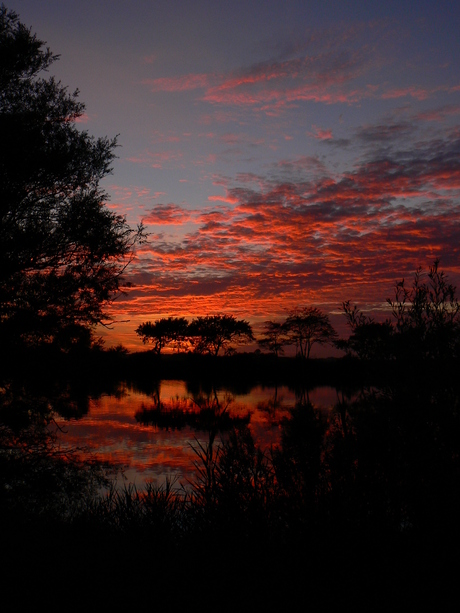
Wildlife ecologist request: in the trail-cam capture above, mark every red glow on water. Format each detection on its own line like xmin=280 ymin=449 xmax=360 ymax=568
xmin=54 ymin=383 xmax=339 ymax=488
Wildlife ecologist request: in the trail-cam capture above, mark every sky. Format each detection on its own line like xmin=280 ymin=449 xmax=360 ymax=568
xmin=9 ymin=0 xmax=460 ymax=352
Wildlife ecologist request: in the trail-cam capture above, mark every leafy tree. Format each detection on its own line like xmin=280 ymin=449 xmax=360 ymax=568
xmin=257 ymin=320 xmax=289 ymax=357
xmin=0 ymin=6 xmax=144 ymax=348
xmin=189 ymin=315 xmax=254 ymax=356
xmin=135 ymin=317 xmax=189 ymax=354
xmin=284 ymin=307 xmax=337 ymax=359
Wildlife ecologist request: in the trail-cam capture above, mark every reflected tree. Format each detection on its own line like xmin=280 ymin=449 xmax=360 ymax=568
xmin=0 ymin=379 xmax=111 ymax=522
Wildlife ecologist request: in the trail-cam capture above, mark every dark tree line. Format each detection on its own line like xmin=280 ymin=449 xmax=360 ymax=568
xmin=136 ymin=308 xmax=338 ymax=358
xmin=136 ymin=261 xmax=460 ymax=363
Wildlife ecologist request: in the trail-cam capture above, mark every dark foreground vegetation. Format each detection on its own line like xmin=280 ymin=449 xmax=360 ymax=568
xmin=2 ymin=349 xmax=460 ymax=610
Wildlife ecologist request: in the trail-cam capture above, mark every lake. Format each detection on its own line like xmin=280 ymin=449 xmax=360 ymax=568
xmin=54 ymin=380 xmax=341 ymax=489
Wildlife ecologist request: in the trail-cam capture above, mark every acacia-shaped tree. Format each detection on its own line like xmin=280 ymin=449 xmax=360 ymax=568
xmin=188 ymin=315 xmax=254 ymax=356
xmin=135 ymin=317 xmax=189 ymax=354
xmin=284 ymin=307 xmax=337 ymax=359
xmin=0 ymin=6 xmax=144 ymax=349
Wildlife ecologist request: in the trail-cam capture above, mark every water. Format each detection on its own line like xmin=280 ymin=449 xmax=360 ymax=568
xmin=54 ymin=380 xmax=340 ymax=488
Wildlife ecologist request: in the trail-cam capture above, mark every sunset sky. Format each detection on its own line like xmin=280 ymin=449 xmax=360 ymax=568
xmin=10 ymin=0 xmax=460 ymax=352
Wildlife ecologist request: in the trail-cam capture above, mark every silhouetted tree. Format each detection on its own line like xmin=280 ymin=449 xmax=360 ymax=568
xmin=135 ymin=317 xmax=189 ymax=354
xmin=340 ymin=260 xmax=460 ymax=360
xmin=284 ymin=307 xmax=337 ymax=359
xmin=388 ymin=259 xmax=460 ymax=359
xmin=258 ymin=320 xmax=289 ymax=357
xmin=0 ymin=6 xmax=144 ymax=349
xmin=188 ymin=315 xmax=254 ymax=356
xmin=337 ymin=301 xmax=394 ymax=360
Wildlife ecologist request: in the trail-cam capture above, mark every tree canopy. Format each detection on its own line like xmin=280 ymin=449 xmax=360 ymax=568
xmin=136 ymin=317 xmax=189 ymax=354
xmin=135 ymin=314 xmax=254 ymax=356
xmin=283 ymin=307 xmax=338 ymax=359
xmin=257 ymin=320 xmax=289 ymax=357
xmin=188 ymin=315 xmax=254 ymax=356
xmin=0 ymin=5 xmax=143 ymax=349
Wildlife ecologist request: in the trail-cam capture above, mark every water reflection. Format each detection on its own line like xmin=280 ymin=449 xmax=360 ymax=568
xmin=53 ymin=380 xmax=340 ymax=487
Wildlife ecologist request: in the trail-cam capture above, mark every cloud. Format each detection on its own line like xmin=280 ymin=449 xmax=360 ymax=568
xmin=380 ymin=86 xmax=431 ymax=101
xmin=356 ymin=122 xmax=416 ymax=143
xmin=75 ymin=113 xmax=90 ymax=124
xmin=126 ymin=150 xmax=183 ymax=169
xmin=309 ymin=126 xmax=333 ymax=140
xmin=414 ymin=105 xmax=460 ymax=122
xmin=116 ymin=131 xmax=460 ymax=327
xmin=142 ymin=24 xmax=393 ymax=113
xmin=142 ymin=204 xmax=192 ymax=225
xmin=276 ymin=156 xmax=329 ymax=177
xmin=208 ymin=194 xmax=240 ymax=204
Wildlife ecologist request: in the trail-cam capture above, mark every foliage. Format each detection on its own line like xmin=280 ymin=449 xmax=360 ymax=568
xmin=340 ymin=260 xmax=460 ymax=360
xmin=135 ymin=317 xmax=189 ymax=354
xmin=283 ymin=306 xmax=338 ymax=359
xmin=188 ymin=314 xmax=254 ymax=356
xmin=0 ymin=6 xmax=144 ymax=349
xmin=338 ymin=301 xmax=394 ymax=360
xmin=257 ymin=320 xmax=289 ymax=356
xmin=388 ymin=259 xmax=460 ymax=359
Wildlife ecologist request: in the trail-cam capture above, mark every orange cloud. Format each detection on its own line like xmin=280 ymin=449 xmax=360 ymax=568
xmin=208 ymin=194 xmax=240 ymax=204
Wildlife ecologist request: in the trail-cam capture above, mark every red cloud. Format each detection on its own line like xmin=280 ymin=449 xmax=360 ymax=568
xmin=309 ymin=126 xmax=333 ymax=140
xmin=142 ymin=73 xmax=210 ymax=92
xmin=106 ymin=132 xmax=460 ymax=351
xmin=381 ymin=86 xmax=430 ymax=101
xmin=142 ymin=204 xmax=192 ymax=225
xmin=142 ymin=29 xmax=384 ymax=114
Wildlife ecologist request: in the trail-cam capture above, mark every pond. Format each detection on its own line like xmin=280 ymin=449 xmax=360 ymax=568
xmin=54 ymin=380 xmax=342 ymax=489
